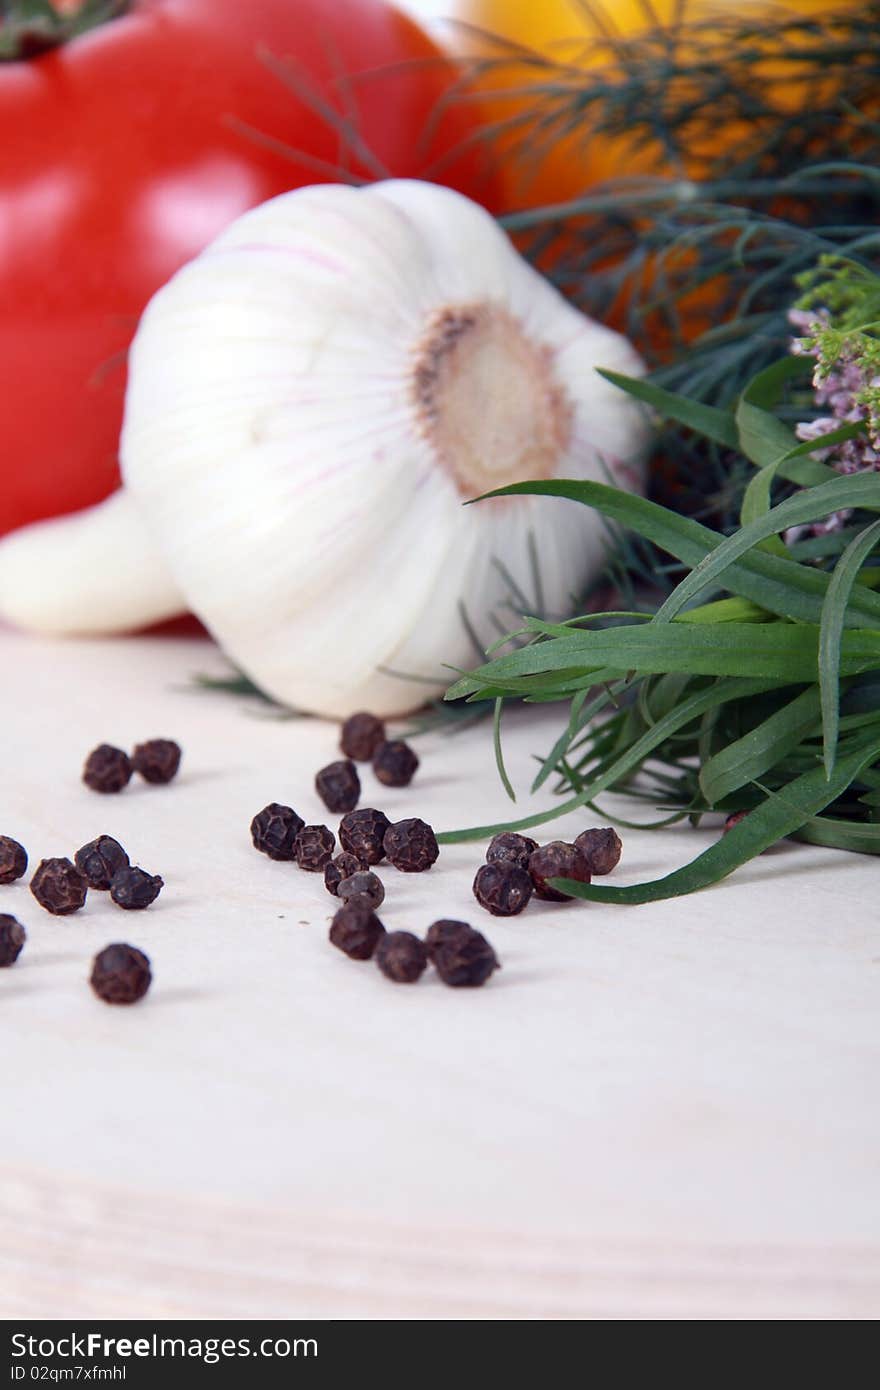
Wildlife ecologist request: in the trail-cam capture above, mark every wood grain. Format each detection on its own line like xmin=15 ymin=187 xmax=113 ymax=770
xmin=4 ymin=1166 xmax=879 ymax=1319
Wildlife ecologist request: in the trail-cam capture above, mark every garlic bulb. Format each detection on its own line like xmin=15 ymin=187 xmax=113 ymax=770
xmin=0 ymin=180 xmax=648 ymax=717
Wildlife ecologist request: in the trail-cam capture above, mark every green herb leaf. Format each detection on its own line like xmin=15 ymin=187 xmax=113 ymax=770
xmin=698 ymin=686 xmax=821 ymax=805
xmin=492 ymin=697 xmax=516 ymax=803
xmin=597 ymin=369 xmax=739 ymax=449
xmin=818 ymin=518 xmax=880 ymax=778
xmin=790 ymin=817 xmax=880 ymax=853
xmin=653 ymin=472 xmax=880 ymax=623
xmin=449 ymin=622 xmax=880 ymax=691
xmin=739 ymin=424 xmax=862 ymax=534
xmin=547 ymin=733 xmax=880 ymax=904
xmin=437 ymin=676 xmax=781 ymax=844
xmin=466 ymin=478 xmax=880 ymax=630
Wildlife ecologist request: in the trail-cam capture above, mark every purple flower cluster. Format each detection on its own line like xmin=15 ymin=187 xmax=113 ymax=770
xmin=787 ymin=309 xmax=880 ymax=539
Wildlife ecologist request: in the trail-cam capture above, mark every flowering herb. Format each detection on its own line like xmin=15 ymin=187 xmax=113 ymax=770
xmin=789 ymin=258 xmax=880 ymax=508
xmin=439 ymin=275 xmax=880 ymax=901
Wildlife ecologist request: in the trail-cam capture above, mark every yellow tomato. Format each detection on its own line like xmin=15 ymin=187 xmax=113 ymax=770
xmin=446 ymin=0 xmax=858 ymax=207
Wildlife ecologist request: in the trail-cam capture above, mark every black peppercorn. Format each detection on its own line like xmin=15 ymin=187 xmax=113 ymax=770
xmin=573 ymin=827 xmax=622 ymax=876
xmin=110 ymin=866 xmax=163 ymax=910
xmin=30 ymin=858 xmax=88 ymax=915
xmin=472 ymin=860 xmax=532 ymax=916
xmin=429 ymin=921 xmax=499 ymax=988
xmin=0 ymin=914 xmax=26 ymax=967
xmin=82 ymin=743 xmax=132 ymax=794
xmin=0 ymin=835 xmax=27 ymax=885
xmin=132 ymin=738 xmax=182 ymax=784
xmin=372 ymin=739 xmax=419 ymax=788
xmin=383 ymin=818 xmax=439 ymax=873
xmin=294 ymin=824 xmax=336 ymax=872
xmin=340 ymin=711 xmax=386 ymax=762
xmin=528 ymin=841 xmax=591 ymax=902
xmin=376 ymin=931 xmax=427 ymax=983
xmin=251 ymin=803 xmax=305 ymax=861
xmin=337 ymin=870 xmax=385 ymax=910
xmin=324 ymin=852 xmax=362 ymax=897
xmin=315 ymin=759 xmax=361 ymax=814
xmin=90 ymin=943 xmax=152 ymax=1004
xmin=74 ymin=835 xmax=130 ymax=891
xmin=329 ymin=899 xmax=386 ymax=960
xmin=338 ymin=807 xmax=390 ymax=866
xmin=486 ymin=831 xmax=538 ymax=871
xmin=425 ymin=919 xmax=472 ymax=961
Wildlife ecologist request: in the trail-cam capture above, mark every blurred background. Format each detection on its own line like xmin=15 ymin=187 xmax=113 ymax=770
xmin=2 ymin=0 xmax=879 ymax=667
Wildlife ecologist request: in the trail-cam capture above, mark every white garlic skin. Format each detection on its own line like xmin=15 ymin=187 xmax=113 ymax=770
xmin=117 ymin=180 xmax=647 ymax=717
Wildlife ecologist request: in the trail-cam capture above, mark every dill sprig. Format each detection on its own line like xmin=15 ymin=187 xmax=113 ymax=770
xmin=450 ymin=3 xmax=880 ymax=529
xmin=457 ymin=2 xmax=880 ymax=217
xmin=504 ymin=174 xmax=880 ymax=401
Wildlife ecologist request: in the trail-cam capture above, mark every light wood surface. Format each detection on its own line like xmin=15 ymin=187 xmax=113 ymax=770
xmin=1 ymin=629 xmax=878 ymax=1319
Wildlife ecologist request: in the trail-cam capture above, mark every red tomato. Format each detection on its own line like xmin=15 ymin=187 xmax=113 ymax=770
xmin=0 ymin=0 xmax=497 ymax=536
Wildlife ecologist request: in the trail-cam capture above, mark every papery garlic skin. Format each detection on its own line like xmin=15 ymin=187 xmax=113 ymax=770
xmin=119 ymin=180 xmax=647 ymax=716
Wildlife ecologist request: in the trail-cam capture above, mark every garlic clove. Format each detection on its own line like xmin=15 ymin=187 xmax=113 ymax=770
xmin=0 ymin=489 xmax=184 ymax=635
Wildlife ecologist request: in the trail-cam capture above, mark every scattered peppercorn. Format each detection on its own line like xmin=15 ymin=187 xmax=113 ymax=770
xmin=483 ymin=834 xmax=539 ymax=867
xmin=0 ymin=914 xmax=26 ymax=967
xmin=329 ymin=899 xmax=386 ymax=960
xmin=294 ymin=824 xmax=336 ymax=872
xmin=340 ymin=711 xmax=386 ymax=762
xmin=337 ymin=870 xmax=385 ymax=910
xmin=110 ymin=866 xmax=164 ymax=910
xmin=315 ymin=759 xmax=361 ymax=814
xmin=425 ymin=919 xmax=473 ymax=962
xmin=131 ymin=738 xmax=182 ymax=785
xmin=74 ymin=835 xmax=130 ymax=891
xmin=0 ymin=835 xmax=27 ymax=885
xmin=472 ymin=860 xmax=532 ymax=917
xmin=376 ymin=931 xmax=427 ymax=983
xmin=486 ymin=831 xmax=538 ymax=871
xmin=324 ymin=852 xmax=362 ymax=897
xmin=724 ymin=810 xmax=747 ymax=833
xmin=82 ymin=743 xmax=132 ymax=794
xmin=383 ymin=818 xmax=439 ymax=873
xmin=338 ymin=808 xmax=390 ymax=866
xmin=430 ymin=921 xmax=499 ymax=988
xmin=574 ymin=827 xmax=622 ymax=876
xmin=528 ymin=841 xmax=592 ymax=902
xmin=30 ymin=858 xmax=88 ymax=915
xmin=90 ymin=943 xmax=152 ymax=1004
xmin=372 ymin=739 xmax=419 ymax=788
xmin=251 ymin=803 xmax=305 ymax=861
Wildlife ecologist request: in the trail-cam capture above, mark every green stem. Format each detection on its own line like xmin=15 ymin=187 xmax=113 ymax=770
xmin=0 ymin=1 xmax=128 ymax=62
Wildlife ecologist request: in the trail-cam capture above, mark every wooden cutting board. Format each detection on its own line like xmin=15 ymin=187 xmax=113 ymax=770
xmin=2 ymin=629 xmax=878 ymax=1319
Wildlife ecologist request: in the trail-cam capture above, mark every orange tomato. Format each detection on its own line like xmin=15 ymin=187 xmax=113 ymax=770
xmin=444 ymin=0 xmax=860 ymax=208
